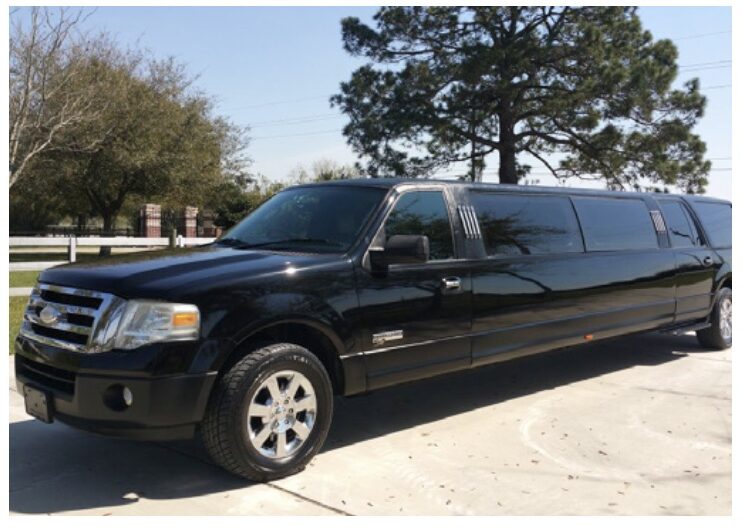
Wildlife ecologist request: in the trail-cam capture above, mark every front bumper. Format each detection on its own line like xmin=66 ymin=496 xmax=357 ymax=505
xmin=14 ymin=336 xmax=217 ymax=441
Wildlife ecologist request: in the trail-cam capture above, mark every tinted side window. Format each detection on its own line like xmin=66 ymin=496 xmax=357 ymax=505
xmin=470 ymin=193 xmax=583 ymax=256
xmin=693 ymin=202 xmax=732 ymax=248
xmin=572 ymin=197 xmax=658 ymax=251
xmin=658 ymin=200 xmax=701 ymax=248
xmin=384 ymin=191 xmax=454 ymax=260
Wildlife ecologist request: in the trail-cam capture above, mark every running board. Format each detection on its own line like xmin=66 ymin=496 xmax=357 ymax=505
xmin=663 ymin=322 xmax=711 ymax=335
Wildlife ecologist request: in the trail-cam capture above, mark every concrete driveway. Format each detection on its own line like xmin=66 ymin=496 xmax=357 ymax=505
xmin=9 ymin=332 xmax=731 ymax=515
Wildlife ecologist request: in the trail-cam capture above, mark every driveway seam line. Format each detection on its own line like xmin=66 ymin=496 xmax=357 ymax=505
xmin=153 ymin=442 xmax=351 ymax=516
xmin=265 ymin=483 xmax=352 ymax=516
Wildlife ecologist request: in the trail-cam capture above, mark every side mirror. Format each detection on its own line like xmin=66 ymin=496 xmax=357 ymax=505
xmin=369 ymin=234 xmax=430 ymax=269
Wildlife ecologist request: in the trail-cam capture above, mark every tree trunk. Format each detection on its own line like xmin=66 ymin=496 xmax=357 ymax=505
xmin=468 ymin=110 xmax=480 ymax=182
xmin=498 ymin=144 xmax=517 ymax=184
xmin=469 ymin=139 xmax=478 ymax=182
xmin=99 ymin=212 xmax=114 ymax=256
xmin=498 ymin=109 xmax=519 ymax=185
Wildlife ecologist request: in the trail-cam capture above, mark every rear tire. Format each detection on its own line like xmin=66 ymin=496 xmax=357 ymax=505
xmin=202 ymin=343 xmax=334 ymax=481
xmin=696 ymin=287 xmax=732 ymax=350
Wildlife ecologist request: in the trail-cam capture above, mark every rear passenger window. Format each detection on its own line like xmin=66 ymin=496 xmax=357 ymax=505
xmin=658 ymin=200 xmax=701 ymax=248
xmin=470 ymin=193 xmax=583 ymax=256
xmin=572 ymin=197 xmax=658 ymax=251
xmin=693 ymin=202 xmax=732 ymax=248
xmin=384 ymin=191 xmax=454 ymax=260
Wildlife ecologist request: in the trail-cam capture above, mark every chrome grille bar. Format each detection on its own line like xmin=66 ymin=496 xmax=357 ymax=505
xmin=26 ymin=297 xmax=97 ymax=317
xmin=19 ymin=283 xmax=122 ymax=353
xmin=25 ymin=312 xmax=92 ymax=335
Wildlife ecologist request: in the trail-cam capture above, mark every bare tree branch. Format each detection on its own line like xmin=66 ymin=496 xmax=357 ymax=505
xmin=9 ymin=7 xmax=104 ymax=188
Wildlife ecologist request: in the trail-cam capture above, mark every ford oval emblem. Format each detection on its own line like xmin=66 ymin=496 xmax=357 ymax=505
xmin=39 ymin=305 xmax=61 ymax=325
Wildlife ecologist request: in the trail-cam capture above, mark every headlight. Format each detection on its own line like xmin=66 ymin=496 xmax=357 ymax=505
xmin=112 ymin=300 xmax=200 ymax=350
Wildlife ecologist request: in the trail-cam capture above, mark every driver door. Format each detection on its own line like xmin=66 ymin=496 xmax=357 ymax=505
xmin=354 ymin=188 xmax=472 ymax=390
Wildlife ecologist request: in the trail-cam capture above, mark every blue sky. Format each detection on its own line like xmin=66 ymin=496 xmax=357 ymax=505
xmin=34 ymin=6 xmax=733 ymax=198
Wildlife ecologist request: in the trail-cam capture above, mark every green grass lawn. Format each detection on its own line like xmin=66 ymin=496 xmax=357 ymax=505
xmin=9 ymin=272 xmax=37 ymax=353
xmin=9 ymin=271 xmax=40 ymax=288
xmin=9 ymin=297 xmax=27 ymax=354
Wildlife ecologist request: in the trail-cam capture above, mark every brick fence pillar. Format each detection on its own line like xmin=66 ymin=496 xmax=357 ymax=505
xmin=181 ymin=206 xmax=198 ymax=238
xmin=139 ymin=204 xmax=161 ymax=238
xmin=198 ymin=210 xmax=222 ymax=238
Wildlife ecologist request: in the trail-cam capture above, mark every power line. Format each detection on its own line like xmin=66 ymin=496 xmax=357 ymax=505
xmin=247 ymin=82 xmax=730 ymax=136
xmin=220 ymin=36 xmax=731 ymax=113
xmin=434 ymin=164 xmax=733 ymax=177
xmin=518 ymin=168 xmax=734 ymax=174
xmin=679 ymin=65 xmax=732 ymax=73
xmin=678 ymin=60 xmax=731 ymax=68
xmin=251 ymin=128 xmax=343 ymax=140
xmin=249 ymin=112 xmax=343 ymax=128
xmin=244 ymin=82 xmax=730 ymax=131
xmin=233 ymin=78 xmax=729 ymax=118
xmin=247 ymin=77 xmax=730 ymax=127
xmin=214 ymin=31 xmax=733 ymax=128
xmin=222 ymin=95 xmax=332 ymax=112
xmin=672 ymin=30 xmax=731 ymax=40
xmin=233 ymin=73 xmax=729 ymax=114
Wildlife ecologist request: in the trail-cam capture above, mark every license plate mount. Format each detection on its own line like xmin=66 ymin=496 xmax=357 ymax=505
xmin=23 ymin=385 xmax=53 ymax=423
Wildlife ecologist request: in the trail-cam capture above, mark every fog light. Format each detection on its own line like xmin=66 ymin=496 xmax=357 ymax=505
xmin=103 ymin=384 xmax=133 ymax=412
xmin=122 ymin=387 xmax=133 ymax=407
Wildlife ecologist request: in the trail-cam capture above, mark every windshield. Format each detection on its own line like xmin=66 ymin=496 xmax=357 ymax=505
xmin=217 ymin=185 xmax=388 ymax=253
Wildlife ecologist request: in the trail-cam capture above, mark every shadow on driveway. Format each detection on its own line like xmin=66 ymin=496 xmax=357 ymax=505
xmin=10 ymin=332 xmax=704 ymax=514
xmin=325 ymin=332 xmax=706 ymax=451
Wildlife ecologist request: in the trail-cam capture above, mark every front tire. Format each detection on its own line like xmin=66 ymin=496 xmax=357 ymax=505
xmin=202 ymin=343 xmax=334 ymax=481
xmin=697 ymin=287 xmax=732 ymax=350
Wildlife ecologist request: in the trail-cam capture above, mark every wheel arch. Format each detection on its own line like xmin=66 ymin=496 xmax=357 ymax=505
xmin=221 ymin=318 xmax=347 ymax=395
xmin=715 ymin=269 xmax=732 ymax=294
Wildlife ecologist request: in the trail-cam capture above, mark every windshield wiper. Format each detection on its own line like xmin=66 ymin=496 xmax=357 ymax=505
xmin=214 ymin=237 xmax=248 ymax=247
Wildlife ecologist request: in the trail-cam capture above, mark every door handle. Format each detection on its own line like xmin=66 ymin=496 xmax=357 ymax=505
xmin=703 ymin=256 xmax=714 ymax=267
xmin=441 ymin=277 xmax=461 ymax=291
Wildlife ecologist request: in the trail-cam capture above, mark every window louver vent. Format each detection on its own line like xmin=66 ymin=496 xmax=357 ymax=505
xmin=650 ymin=210 xmax=667 ymax=233
xmin=458 ymin=205 xmax=482 ymax=239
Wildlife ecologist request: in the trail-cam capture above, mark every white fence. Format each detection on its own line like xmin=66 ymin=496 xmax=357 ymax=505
xmin=9 ymin=236 xmax=216 ymax=271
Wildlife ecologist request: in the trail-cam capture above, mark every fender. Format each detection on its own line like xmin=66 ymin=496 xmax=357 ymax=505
xmin=234 ymin=314 xmax=347 ymax=357
xmin=199 ymin=291 xmax=354 ymax=373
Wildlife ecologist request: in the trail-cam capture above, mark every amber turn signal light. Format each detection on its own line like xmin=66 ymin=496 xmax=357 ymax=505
xmin=173 ymin=312 xmax=198 ymax=327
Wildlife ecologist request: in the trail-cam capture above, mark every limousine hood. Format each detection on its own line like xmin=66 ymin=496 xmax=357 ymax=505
xmin=38 ymin=245 xmax=342 ymax=300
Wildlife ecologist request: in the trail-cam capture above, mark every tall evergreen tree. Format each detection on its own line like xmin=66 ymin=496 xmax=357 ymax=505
xmin=332 ymin=6 xmax=710 ymax=191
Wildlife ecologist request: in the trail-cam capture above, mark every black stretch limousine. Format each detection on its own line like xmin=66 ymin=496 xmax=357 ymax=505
xmin=15 ymin=179 xmax=732 ymax=481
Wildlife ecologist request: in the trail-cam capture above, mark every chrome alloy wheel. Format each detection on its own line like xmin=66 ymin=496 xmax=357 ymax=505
xmin=720 ymin=297 xmax=732 ymax=341
xmin=246 ymin=370 xmax=317 ymax=459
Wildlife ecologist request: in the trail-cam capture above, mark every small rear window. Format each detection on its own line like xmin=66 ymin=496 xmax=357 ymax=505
xmin=693 ymin=202 xmax=731 ymax=248
xmin=572 ymin=197 xmax=658 ymax=251
xmin=658 ymin=200 xmax=702 ymax=248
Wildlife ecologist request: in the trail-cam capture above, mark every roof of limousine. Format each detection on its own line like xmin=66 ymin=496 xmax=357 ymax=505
xmin=292 ymin=178 xmax=731 ymax=204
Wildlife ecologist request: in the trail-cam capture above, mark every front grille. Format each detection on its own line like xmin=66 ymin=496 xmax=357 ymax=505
xmin=65 ymin=313 xmax=95 ymax=327
xmin=30 ymin=323 xmax=90 ymax=345
xmin=20 ymin=283 xmax=121 ymax=353
xmin=40 ymin=288 xmax=103 ymax=309
xmin=16 ymin=355 xmax=76 ymax=395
